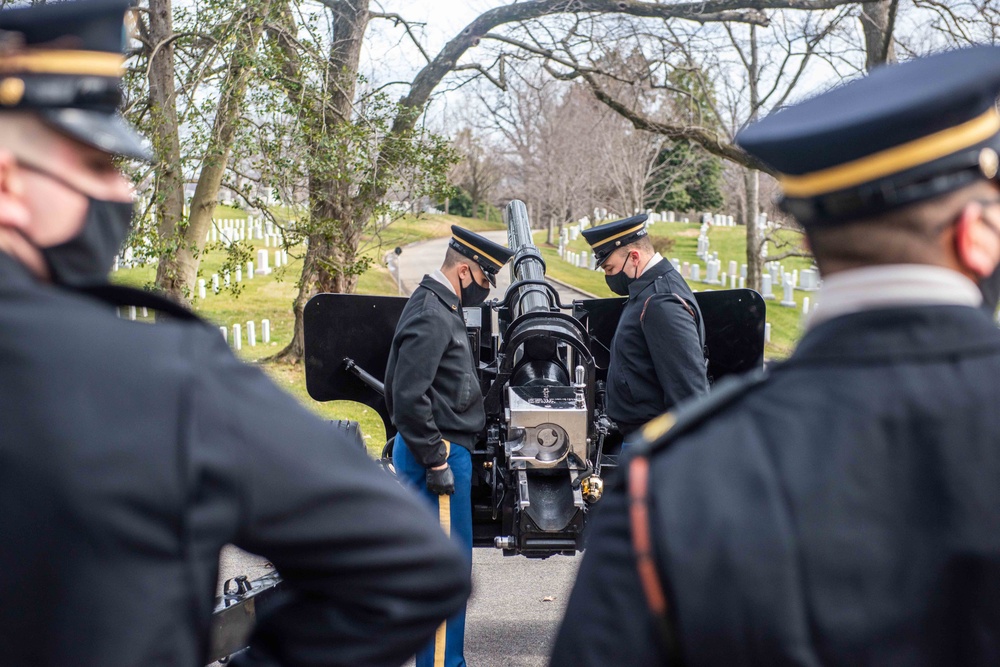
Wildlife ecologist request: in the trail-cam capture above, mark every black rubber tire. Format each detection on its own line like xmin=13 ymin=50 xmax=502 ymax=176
xmin=330 ymin=419 xmax=364 ymax=450
xmin=380 ymin=438 xmax=395 ymax=474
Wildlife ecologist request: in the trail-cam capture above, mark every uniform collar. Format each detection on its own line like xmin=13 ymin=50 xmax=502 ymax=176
xmin=627 ymin=256 xmax=673 ymax=299
xmin=419 ymin=274 xmax=462 ymax=313
xmin=430 ymin=269 xmax=457 ymax=296
xmin=806 ymin=264 xmax=982 ymax=330
xmin=639 ymin=252 xmax=664 ymax=277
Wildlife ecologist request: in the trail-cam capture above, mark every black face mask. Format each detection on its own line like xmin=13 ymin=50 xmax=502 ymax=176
xmin=42 ymin=198 xmax=134 ymax=287
xmin=980 ymin=262 xmax=1000 ymax=316
xmin=972 ymin=204 xmax=1000 ymax=316
xmin=604 ymin=255 xmax=636 ymax=296
xmin=20 ymin=162 xmax=134 ymax=287
xmin=459 ymin=270 xmax=490 ymax=307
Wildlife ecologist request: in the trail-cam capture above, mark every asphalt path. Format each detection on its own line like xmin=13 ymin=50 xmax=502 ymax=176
xmin=388 ymin=230 xmax=594 ymax=303
xmin=215 ymin=229 xmax=587 ymax=666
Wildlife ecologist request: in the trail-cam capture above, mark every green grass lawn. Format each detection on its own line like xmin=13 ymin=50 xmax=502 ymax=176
xmin=113 ymin=210 xmax=501 ymax=454
xmin=537 ymin=222 xmax=815 ymax=359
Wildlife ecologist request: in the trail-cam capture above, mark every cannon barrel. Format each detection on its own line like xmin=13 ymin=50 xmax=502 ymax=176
xmin=505 ymin=200 xmax=550 ymax=318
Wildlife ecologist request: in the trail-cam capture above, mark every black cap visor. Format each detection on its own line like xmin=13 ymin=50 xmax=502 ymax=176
xmin=40 ymin=108 xmax=152 ymax=162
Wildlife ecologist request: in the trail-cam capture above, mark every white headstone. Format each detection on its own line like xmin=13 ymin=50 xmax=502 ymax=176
xmin=760 ymin=273 xmax=774 ymax=299
xmin=730 ymin=274 xmax=737 ymax=289
xmin=128 ymin=305 xmax=136 ymax=321
xmin=739 ymin=276 xmax=745 ymax=289
xmin=803 ymin=297 xmax=811 ymax=315
xmin=764 ymin=322 xmax=771 ymax=343
xmin=224 ymin=270 xmax=231 ymax=287
xmin=246 ymin=321 xmax=256 ymax=347
xmin=282 ymin=250 xmax=288 ymax=266
xmin=262 ymin=319 xmax=271 ymax=344
xmin=682 ymin=262 xmax=690 ymax=278
xmin=728 ymin=260 xmax=737 ymax=277
xmin=690 ymin=264 xmax=701 ymax=282
xmin=235 ymin=268 xmax=242 ymax=283
xmin=800 ymin=268 xmax=821 ymax=291
xmin=741 ymin=264 xmax=747 ymax=279
xmin=219 ymin=326 xmax=227 ymax=343
xmin=781 ymin=277 xmax=796 ymax=307
xmin=212 ymin=274 xmax=220 ymax=294
xmin=141 ymin=307 xmax=148 ymax=318
xmin=274 ymin=249 xmax=281 ymax=269
xmin=232 ymin=324 xmax=242 ymax=351
xmin=721 ymin=272 xmax=728 ymax=287
xmin=247 ymin=260 xmax=254 ymax=279
xmin=256 ymin=249 xmax=271 ymax=275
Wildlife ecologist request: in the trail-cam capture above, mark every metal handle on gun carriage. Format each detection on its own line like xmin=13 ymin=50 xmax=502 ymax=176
xmin=343 ymin=357 xmax=385 ymax=396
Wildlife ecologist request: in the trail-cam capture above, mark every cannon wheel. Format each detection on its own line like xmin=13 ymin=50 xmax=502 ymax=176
xmin=330 ymin=419 xmax=365 ymax=450
xmin=380 ymin=438 xmax=395 ymax=474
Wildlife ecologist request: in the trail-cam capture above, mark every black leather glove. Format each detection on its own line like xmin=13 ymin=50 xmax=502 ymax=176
xmin=426 ymin=464 xmax=455 ymax=495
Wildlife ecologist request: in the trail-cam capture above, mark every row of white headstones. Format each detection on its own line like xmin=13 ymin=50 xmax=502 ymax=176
xmin=220 ymin=320 xmax=272 ymax=351
xmin=194 ymin=248 xmax=290 ymax=300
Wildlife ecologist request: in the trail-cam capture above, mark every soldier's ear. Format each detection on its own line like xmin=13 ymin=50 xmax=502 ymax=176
xmin=954 ymin=201 xmax=1000 ymax=278
xmin=0 ymin=151 xmax=30 ymax=231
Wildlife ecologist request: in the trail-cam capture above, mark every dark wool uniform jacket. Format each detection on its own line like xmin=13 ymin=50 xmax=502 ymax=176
xmin=607 ymin=258 xmax=709 ymax=434
xmin=0 ymin=253 xmax=469 ymax=667
xmin=552 ymin=305 xmax=1000 ymax=667
xmin=385 ymin=276 xmax=485 ymax=467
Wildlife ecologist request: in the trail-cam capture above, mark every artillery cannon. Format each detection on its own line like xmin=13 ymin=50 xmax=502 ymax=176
xmin=208 ymin=200 xmax=765 ymax=661
xmin=301 ymin=199 xmax=765 ymax=557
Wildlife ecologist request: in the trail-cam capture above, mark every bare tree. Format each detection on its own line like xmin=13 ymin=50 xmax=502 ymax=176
xmin=451 ymin=128 xmax=504 ymax=219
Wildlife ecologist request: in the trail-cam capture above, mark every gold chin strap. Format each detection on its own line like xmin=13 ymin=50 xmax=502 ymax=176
xmin=0 ymin=49 xmax=125 ymax=77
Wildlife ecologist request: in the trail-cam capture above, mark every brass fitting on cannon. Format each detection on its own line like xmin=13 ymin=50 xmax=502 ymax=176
xmin=581 ymin=475 xmax=604 ymax=503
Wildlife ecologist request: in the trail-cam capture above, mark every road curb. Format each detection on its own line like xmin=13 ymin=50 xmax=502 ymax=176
xmin=544 ymin=275 xmax=600 ymax=300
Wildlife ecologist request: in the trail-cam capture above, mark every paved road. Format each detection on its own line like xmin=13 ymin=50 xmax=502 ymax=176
xmin=215 ymin=229 xmax=586 ymax=666
xmin=217 ymin=546 xmax=578 ymax=667
xmin=389 ymin=230 xmax=593 ymax=303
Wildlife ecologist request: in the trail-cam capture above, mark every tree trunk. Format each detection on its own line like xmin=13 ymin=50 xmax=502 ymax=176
xmin=271 ymin=0 xmax=370 ymax=363
xmin=860 ymin=0 xmax=898 ymax=71
xmin=158 ymin=1 xmax=274 ymax=303
xmin=744 ymin=169 xmax=762 ymax=292
xmin=743 ymin=25 xmax=763 ymax=292
xmin=147 ymin=0 xmax=186 ymax=303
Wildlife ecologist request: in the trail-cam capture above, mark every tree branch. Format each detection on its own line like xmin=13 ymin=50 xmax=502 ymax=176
xmin=369 ymin=11 xmax=433 ymax=64
xmin=581 ymin=69 xmax=776 ymax=174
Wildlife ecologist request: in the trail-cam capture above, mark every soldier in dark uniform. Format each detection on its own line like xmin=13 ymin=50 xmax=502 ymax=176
xmin=0 ymin=2 xmax=469 ymax=666
xmin=385 ymin=226 xmax=514 ymax=667
xmin=581 ymin=215 xmax=709 ymax=438
xmin=551 ymin=46 xmax=1000 ymax=666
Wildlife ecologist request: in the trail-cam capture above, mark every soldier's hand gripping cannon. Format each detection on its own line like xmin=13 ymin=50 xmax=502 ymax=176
xmin=300 ymin=199 xmax=766 ymax=558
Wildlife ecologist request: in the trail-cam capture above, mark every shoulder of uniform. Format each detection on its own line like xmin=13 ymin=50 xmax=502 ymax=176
xmin=629 ymin=368 xmax=772 ymax=458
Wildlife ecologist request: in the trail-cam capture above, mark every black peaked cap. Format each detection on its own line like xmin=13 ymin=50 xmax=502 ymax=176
xmin=0 ymin=0 xmax=151 ymax=162
xmin=448 ymin=226 xmax=514 ymax=287
xmin=581 ymin=214 xmax=649 ymax=265
xmin=736 ymin=46 xmax=1000 ymax=226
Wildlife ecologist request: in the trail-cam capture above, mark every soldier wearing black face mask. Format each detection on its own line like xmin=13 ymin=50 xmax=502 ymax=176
xmin=384 ymin=225 xmax=513 ymax=667
xmin=581 ymin=215 xmax=710 ymax=439
xmin=0 ymin=2 xmax=471 ymax=666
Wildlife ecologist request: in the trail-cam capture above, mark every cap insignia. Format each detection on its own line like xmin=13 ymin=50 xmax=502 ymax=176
xmin=0 ymin=77 xmax=24 ymax=106
xmin=980 ymin=147 xmax=999 ymax=179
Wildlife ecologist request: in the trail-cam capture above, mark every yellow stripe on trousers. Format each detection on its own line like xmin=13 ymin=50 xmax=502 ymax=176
xmin=434 ymin=441 xmax=452 ymax=667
